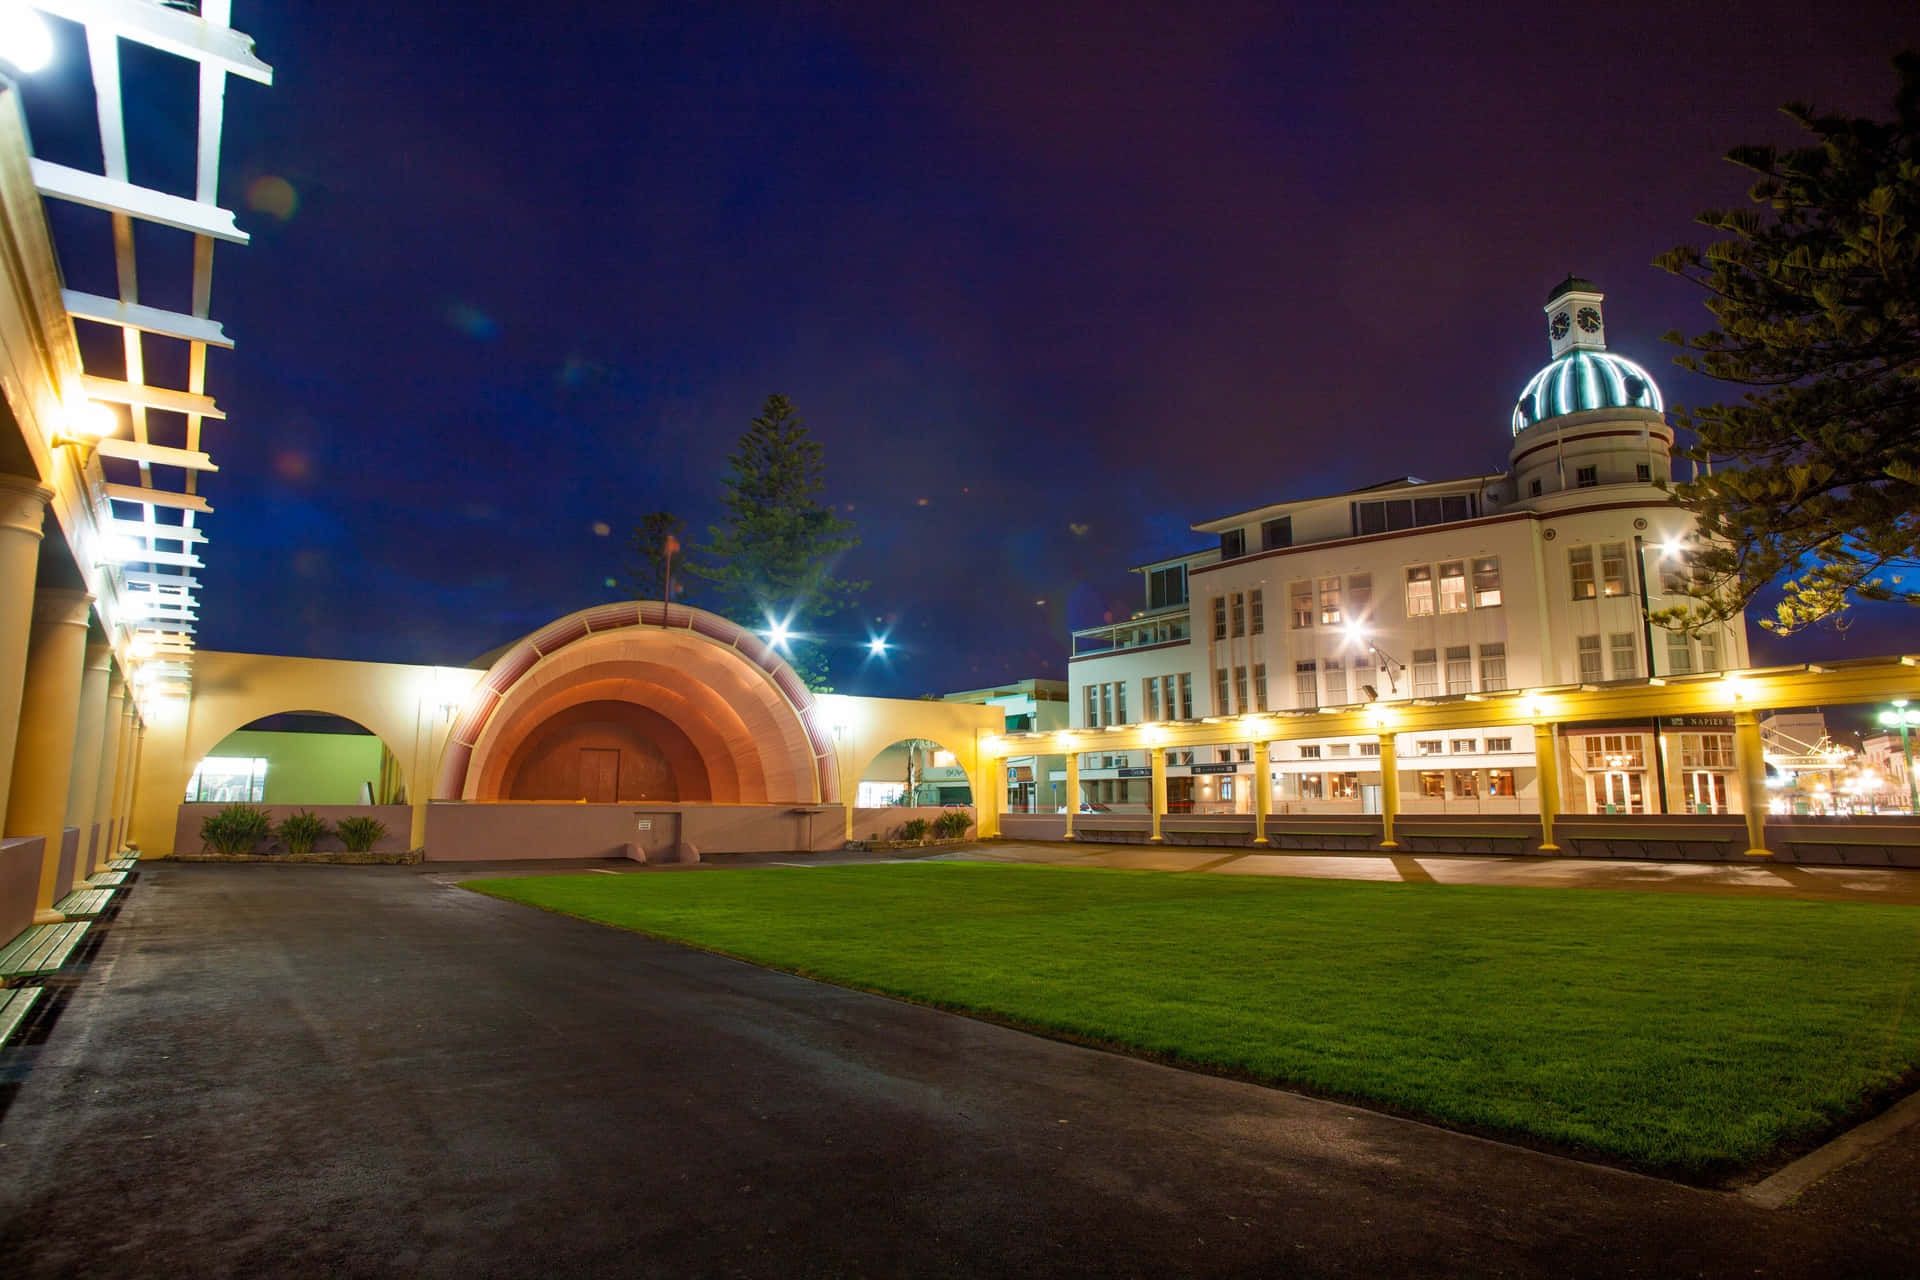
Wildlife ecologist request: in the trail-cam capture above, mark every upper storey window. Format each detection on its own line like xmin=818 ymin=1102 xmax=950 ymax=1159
xmin=1221 ymin=529 xmax=1247 ymax=559
xmin=1261 ymin=516 xmax=1292 ymax=550
xmin=1352 ymin=493 xmax=1475 ymax=537
xmin=1147 ymin=565 xmax=1187 ymax=610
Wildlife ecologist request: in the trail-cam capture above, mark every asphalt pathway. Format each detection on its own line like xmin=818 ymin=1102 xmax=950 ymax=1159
xmin=0 ymin=862 xmax=1914 ymax=1277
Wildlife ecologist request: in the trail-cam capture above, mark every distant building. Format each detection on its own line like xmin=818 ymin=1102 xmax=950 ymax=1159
xmin=1064 ymin=278 xmax=1752 ymax=817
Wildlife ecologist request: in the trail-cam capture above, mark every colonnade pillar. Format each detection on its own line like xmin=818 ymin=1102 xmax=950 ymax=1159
xmin=1062 ymin=749 xmax=1079 ymax=839
xmin=5 ymin=588 xmax=95 ymax=920
xmin=1733 ymin=708 xmax=1770 ymax=856
xmin=1253 ymin=739 xmax=1273 ymax=845
xmin=1377 ymin=733 xmax=1400 ymax=849
xmin=0 ymin=476 xmax=54 ymax=822
xmin=64 ymin=642 xmax=112 ymax=886
xmin=1148 ymin=747 xmax=1166 ymax=843
xmin=1533 ymin=720 xmax=1561 ymax=852
xmin=93 ymin=671 xmax=127 ymax=861
xmin=982 ymin=756 xmax=1005 ymax=839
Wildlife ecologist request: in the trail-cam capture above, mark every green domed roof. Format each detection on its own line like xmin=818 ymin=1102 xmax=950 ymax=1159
xmin=1512 ymin=350 xmax=1663 ymax=434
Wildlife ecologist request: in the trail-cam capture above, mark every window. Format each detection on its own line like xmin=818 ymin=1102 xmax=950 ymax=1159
xmin=1318 ymin=576 xmax=1342 ymax=625
xmin=1218 ymin=748 xmax=1234 ymax=764
xmin=1451 ymin=738 xmax=1477 ymax=753
xmin=1569 ymin=546 xmax=1596 ymax=599
xmin=1221 ymin=528 xmax=1246 ymax=559
xmin=1352 ymin=495 xmax=1471 ymax=535
xmin=1453 ymin=770 xmax=1479 ymax=798
xmin=1330 ymin=743 xmax=1351 ymax=758
xmin=1680 ymin=734 xmax=1733 ymax=769
xmin=1472 ymin=557 xmax=1501 ymax=607
xmin=1147 ymin=565 xmax=1188 ymax=610
xmin=1446 ymin=645 xmax=1471 ymax=694
xmin=1609 ymin=632 xmax=1637 ymax=680
xmin=1479 ymin=642 xmax=1507 ymax=692
xmin=1417 ymin=739 xmax=1444 ymax=756
xmin=1290 ymin=581 xmax=1313 ymax=628
xmin=1348 ymin=573 xmax=1371 ymax=620
xmin=1576 ymin=465 xmax=1598 ymax=488
xmin=1577 ymin=634 xmax=1602 ymax=683
xmin=1230 ymin=593 xmax=1246 ymax=637
xmin=1405 ymin=565 xmax=1434 ymax=617
xmin=1114 ymin=682 xmax=1128 ymax=724
xmin=1298 ymin=744 xmax=1321 ymax=760
xmin=1412 ymin=649 xmax=1438 ymax=697
xmin=1419 ymin=771 xmax=1446 ymax=797
xmin=1601 ymin=543 xmax=1629 ymax=597
xmin=1233 ymin=665 xmax=1249 ymax=711
xmin=1635 ymin=463 xmax=1652 ymax=483
xmin=186 ymin=756 xmax=268 ymax=803
xmin=1249 ymin=589 xmax=1264 ymax=635
xmin=1101 ymin=684 xmax=1114 ymax=726
xmin=1488 ymin=768 xmax=1516 ymax=797
xmin=1261 ymin=516 xmax=1292 ymax=550
xmin=1295 ymin=661 xmax=1318 ymax=707
xmin=1359 ymin=742 xmax=1381 ymax=757
xmin=1297 ymin=773 xmax=1324 ymax=800
xmin=1178 ymin=674 xmax=1193 ymax=719
xmin=1330 ymin=771 xmax=1359 ymax=799
xmin=1084 ymin=686 xmax=1100 ymax=727
xmin=1438 ymin=561 xmax=1468 ymax=613
xmin=1698 ymin=630 xmax=1721 ymax=672
xmin=1253 ymin=664 xmax=1268 ymax=711
xmin=1236 ymin=746 xmax=1251 ymax=762
xmin=1584 ymin=733 xmax=1646 ymax=770
xmin=1486 ymin=736 xmax=1513 ymax=752
xmin=1529 ymin=478 xmax=1542 ymax=496
xmin=1324 ymin=659 xmax=1347 ymax=704
xmin=1144 ymin=677 xmax=1160 ymax=722
xmin=1216 ymin=668 xmax=1231 ymax=713
xmin=1667 ymin=631 xmax=1694 ymax=675
xmin=1212 ymin=596 xmax=1227 ymax=640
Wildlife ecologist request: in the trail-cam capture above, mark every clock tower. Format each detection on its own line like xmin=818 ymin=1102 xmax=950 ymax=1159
xmin=1544 ymin=274 xmax=1605 ymax=358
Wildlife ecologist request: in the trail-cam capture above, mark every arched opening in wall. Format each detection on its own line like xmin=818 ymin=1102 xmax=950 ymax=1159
xmin=498 ymin=699 xmax=713 ymax=804
xmin=187 ymin=711 xmax=405 ymax=805
xmin=856 ymin=739 xmax=972 ymax=809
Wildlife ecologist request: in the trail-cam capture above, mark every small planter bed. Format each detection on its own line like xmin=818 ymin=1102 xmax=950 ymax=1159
xmin=173 ymin=848 xmax=422 ymax=865
xmin=194 ymin=805 xmax=405 ymax=862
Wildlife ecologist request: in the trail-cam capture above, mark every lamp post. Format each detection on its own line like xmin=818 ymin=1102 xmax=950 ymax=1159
xmin=1343 ymin=622 xmax=1403 ymax=696
xmin=1632 ymin=534 xmax=1673 ymax=816
xmin=1877 ymin=701 xmax=1920 ymax=816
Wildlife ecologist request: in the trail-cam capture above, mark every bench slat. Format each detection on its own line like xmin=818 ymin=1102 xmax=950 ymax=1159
xmin=0 ymin=986 xmax=43 ymax=1046
xmin=88 ymin=870 xmax=127 ymax=887
xmin=0 ymin=922 xmax=90 ymax=978
xmin=53 ymin=889 xmax=115 ymax=917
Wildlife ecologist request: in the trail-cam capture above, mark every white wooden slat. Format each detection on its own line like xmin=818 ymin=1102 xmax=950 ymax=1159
xmin=102 ymin=483 xmax=213 ymax=514
xmin=65 ymin=291 xmax=232 ymax=347
xmin=81 ymin=374 xmax=223 ymax=419
xmin=32 ymin=0 xmax=274 ymax=84
xmin=31 ymin=160 xmax=248 ymax=244
xmin=94 ymin=439 xmax=218 ymax=472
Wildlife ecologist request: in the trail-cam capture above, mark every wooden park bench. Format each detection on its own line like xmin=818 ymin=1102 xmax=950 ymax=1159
xmin=0 ymin=920 xmax=90 ymax=982
xmin=1560 ymin=825 xmax=1739 ymax=860
xmin=108 ymin=856 xmax=137 ymax=871
xmin=87 ymin=870 xmax=127 ymax=888
xmin=1074 ymin=825 xmax=1151 ymax=844
xmin=1157 ymin=826 xmax=1254 ymax=848
xmin=54 ymin=888 xmax=116 ymax=918
xmin=1393 ymin=824 xmax=1534 ymax=855
xmin=1262 ymin=826 xmax=1382 ymax=852
xmin=0 ymin=986 xmax=42 ymax=1047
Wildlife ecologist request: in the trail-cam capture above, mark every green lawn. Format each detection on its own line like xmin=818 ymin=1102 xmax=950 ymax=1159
xmin=463 ymin=862 xmax=1920 ymax=1178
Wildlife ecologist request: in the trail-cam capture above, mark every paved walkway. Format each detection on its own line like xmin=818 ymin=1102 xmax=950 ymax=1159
xmin=0 ymin=862 xmax=1915 ymax=1277
xmin=954 ymin=840 xmax=1920 ymax=905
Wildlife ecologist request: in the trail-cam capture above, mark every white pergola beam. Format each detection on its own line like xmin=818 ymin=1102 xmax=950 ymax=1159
xmin=95 ymin=440 xmax=218 ymax=473
xmin=105 ymin=546 xmax=202 ymax=568
xmin=32 ymin=160 xmax=248 ymax=244
xmin=102 ymin=483 xmax=213 ymax=514
xmin=104 ymin=518 xmax=209 ymax=545
xmin=119 ymin=569 xmax=199 ymax=589
xmin=31 ymin=1 xmax=274 ymax=84
xmin=65 ymin=290 xmax=232 ymax=347
xmin=82 ymin=374 xmax=224 ymax=419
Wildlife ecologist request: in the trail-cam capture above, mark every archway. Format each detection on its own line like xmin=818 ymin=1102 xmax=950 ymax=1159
xmin=854 ymin=737 xmax=974 ymax=808
xmin=187 ymin=710 xmax=404 ymax=806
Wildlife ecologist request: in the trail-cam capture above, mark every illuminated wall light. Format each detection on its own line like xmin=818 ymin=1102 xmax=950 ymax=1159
xmin=0 ymin=1 xmax=54 ymax=75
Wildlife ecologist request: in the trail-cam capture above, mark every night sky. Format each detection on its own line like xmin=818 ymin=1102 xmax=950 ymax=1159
xmin=25 ymin=2 xmax=1920 ymax=696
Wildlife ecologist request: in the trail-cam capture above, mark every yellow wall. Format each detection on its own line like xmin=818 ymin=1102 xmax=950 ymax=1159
xmin=197 ymin=729 xmax=393 ymax=806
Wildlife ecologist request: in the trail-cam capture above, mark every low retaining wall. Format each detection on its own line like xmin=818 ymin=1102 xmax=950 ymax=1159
xmin=173 ymin=804 xmax=415 ymax=856
xmin=423 ymin=801 xmax=855 ymax=862
xmin=998 ymin=811 xmax=1920 ymax=866
xmin=850 ymin=806 xmax=974 ymax=843
xmin=0 ymin=835 xmax=43 ymax=939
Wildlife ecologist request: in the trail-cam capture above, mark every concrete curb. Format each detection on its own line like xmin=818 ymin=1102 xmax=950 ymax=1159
xmin=1740 ymin=1087 xmax=1920 ymax=1208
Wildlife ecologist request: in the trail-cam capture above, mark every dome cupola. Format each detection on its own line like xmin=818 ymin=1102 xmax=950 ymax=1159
xmin=1510 ymin=276 xmax=1664 ymax=435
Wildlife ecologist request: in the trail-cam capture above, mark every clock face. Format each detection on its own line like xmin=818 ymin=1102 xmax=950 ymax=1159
xmin=1550 ymin=311 xmax=1571 ymax=340
xmin=1576 ymin=306 xmax=1601 ymax=334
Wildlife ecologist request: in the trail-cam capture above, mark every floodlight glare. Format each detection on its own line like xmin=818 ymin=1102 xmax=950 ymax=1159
xmin=867 ymin=635 xmax=889 ymax=656
xmin=0 ymin=1 xmax=54 ymax=75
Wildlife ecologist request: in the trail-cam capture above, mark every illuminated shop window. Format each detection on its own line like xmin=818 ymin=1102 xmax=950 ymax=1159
xmin=186 ymin=757 xmax=268 ymax=804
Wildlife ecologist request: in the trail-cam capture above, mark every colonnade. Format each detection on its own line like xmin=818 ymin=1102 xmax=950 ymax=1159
xmin=0 ymin=475 xmax=145 ymax=925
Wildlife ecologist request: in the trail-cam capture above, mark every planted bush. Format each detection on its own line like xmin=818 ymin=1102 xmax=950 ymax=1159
xmin=201 ymin=804 xmax=272 ymax=856
xmin=276 ymin=809 xmax=331 ymax=856
xmin=900 ymin=818 xmax=930 ymax=843
xmin=335 ymin=816 xmax=388 ymax=853
xmin=934 ymin=810 xmax=973 ymax=840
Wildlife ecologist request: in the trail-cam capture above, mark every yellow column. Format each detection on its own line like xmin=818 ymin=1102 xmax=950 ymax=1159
xmin=1063 ymin=749 xmax=1080 ymax=839
xmin=64 ymin=642 xmax=112 ymax=886
xmin=1149 ymin=746 xmax=1167 ymax=842
xmin=0 ymin=476 xmax=54 ymax=823
xmin=1533 ymin=720 xmax=1561 ymax=852
xmin=5 ymin=588 xmax=95 ymax=921
xmin=982 ymin=756 xmax=1006 ymax=839
xmin=92 ymin=671 xmax=126 ymax=859
xmin=1378 ymin=732 xmax=1400 ymax=849
xmin=129 ymin=711 xmax=188 ymax=855
xmin=1253 ymin=739 xmax=1272 ymax=845
xmin=107 ymin=699 xmax=137 ymax=853
xmin=121 ymin=719 xmax=145 ymax=851
xmin=1733 ymin=708 xmax=1769 ymax=856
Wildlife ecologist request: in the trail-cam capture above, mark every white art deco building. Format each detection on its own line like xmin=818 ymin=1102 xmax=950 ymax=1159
xmin=1062 ymin=277 xmax=1752 ymax=818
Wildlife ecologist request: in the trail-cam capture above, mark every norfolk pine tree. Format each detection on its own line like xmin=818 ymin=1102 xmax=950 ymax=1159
xmin=1654 ymin=51 xmax=1920 ymax=634
xmin=689 ymin=394 xmax=864 ymax=689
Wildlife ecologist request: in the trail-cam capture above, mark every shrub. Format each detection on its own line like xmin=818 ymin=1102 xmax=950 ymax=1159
xmin=201 ymin=804 xmax=272 ymax=856
xmin=934 ymin=810 xmax=973 ymax=840
xmin=276 ymin=809 xmax=331 ymax=856
xmin=335 ymin=816 xmax=388 ymax=853
xmin=900 ymin=818 xmax=930 ymax=842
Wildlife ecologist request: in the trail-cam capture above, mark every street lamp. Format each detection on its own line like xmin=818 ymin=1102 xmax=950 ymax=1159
xmin=1344 ymin=622 xmax=1404 ymax=697
xmin=1632 ymin=534 xmax=1678 ymax=815
xmin=1876 ymin=700 xmax=1920 ymax=815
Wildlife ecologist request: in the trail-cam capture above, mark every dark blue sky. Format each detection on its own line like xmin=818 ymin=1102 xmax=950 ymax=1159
xmin=30 ymin=2 xmax=1920 ymax=694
